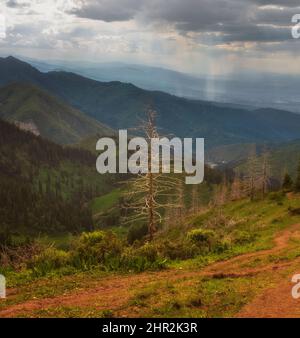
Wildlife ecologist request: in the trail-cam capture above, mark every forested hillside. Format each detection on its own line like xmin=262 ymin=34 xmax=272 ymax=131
xmin=0 ymin=82 xmax=114 ymax=145
xmin=0 ymin=118 xmax=116 ymax=239
xmin=233 ymin=140 xmax=300 ymax=180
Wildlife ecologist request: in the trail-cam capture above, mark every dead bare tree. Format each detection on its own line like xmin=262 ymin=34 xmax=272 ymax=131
xmin=122 ymin=109 xmax=182 ymax=241
xmin=213 ymin=179 xmax=228 ymax=206
xmin=244 ymin=145 xmax=260 ymax=201
xmin=230 ymin=171 xmax=243 ymax=201
xmin=260 ymin=146 xmax=271 ymax=199
xmin=177 ymin=179 xmax=186 ymax=220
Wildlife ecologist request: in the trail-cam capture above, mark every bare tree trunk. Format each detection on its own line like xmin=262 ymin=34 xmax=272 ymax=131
xmin=246 ymin=144 xmax=258 ymax=201
xmin=148 ymin=171 xmax=155 ymax=240
xmin=122 ymin=109 xmax=182 ymax=241
xmin=261 ymin=147 xmax=270 ymax=199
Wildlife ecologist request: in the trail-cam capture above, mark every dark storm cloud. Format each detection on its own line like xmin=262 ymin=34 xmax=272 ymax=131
xmin=192 ymin=24 xmax=290 ymax=45
xmin=254 ymin=6 xmax=299 ymax=25
xmin=70 ymin=0 xmax=300 ymax=44
xmin=71 ymin=0 xmax=243 ymax=26
xmin=70 ymin=0 xmax=143 ymax=22
xmin=220 ymin=24 xmax=291 ymax=43
xmin=6 ymin=0 xmax=30 ymax=8
xmin=252 ymin=0 xmax=300 ymax=7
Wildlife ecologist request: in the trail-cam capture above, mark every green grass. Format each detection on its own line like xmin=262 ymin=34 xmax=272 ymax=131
xmin=123 ymin=273 xmax=268 ymax=318
xmin=2 ymin=194 xmax=300 ymax=318
xmin=91 ymin=188 xmax=122 ymax=215
xmin=17 ymin=307 xmax=116 ymax=318
xmin=36 ymin=233 xmax=75 ymax=250
xmin=168 ymin=194 xmax=300 ymax=270
xmin=0 ymin=269 xmax=113 ymax=309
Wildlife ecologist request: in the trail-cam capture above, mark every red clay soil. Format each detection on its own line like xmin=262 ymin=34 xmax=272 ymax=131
xmin=237 ymin=278 xmax=300 ymax=318
xmin=1 ymin=223 xmax=300 ymax=318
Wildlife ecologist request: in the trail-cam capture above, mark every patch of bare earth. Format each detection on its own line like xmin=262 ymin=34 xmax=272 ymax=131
xmin=236 ymin=277 xmax=300 ymax=318
xmin=1 ymin=223 xmax=300 ymax=318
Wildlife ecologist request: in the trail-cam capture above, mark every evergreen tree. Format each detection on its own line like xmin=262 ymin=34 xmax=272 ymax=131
xmin=282 ymin=173 xmax=293 ymax=191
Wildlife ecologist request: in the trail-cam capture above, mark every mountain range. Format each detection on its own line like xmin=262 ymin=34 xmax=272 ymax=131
xmin=23 ymin=56 xmax=300 ymax=114
xmin=0 ymin=82 xmax=113 ymax=144
xmin=1 ymin=56 xmax=300 ymax=148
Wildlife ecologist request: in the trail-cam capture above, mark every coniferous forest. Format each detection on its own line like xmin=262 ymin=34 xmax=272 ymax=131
xmin=0 ymin=118 xmax=116 ymax=241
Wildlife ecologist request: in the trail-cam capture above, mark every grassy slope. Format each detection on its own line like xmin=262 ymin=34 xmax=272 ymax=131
xmin=91 ymin=189 xmax=122 ymax=215
xmin=2 ymin=194 xmax=300 ymax=317
xmin=0 ymin=83 xmax=114 ymax=144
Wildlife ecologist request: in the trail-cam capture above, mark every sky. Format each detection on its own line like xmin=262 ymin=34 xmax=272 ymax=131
xmin=0 ymin=0 xmax=299 ymax=76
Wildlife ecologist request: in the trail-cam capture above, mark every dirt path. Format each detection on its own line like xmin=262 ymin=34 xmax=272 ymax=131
xmin=236 ymin=278 xmax=300 ymax=318
xmin=1 ymin=223 xmax=300 ymax=318
xmin=234 ymin=223 xmax=300 ymax=318
xmin=203 ymin=222 xmax=300 ymax=276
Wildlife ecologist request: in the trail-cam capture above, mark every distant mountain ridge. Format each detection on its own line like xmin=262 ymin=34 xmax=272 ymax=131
xmin=0 ymin=82 xmax=114 ymax=144
xmin=1 ymin=56 xmax=300 ymax=148
xmin=23 ymin=56 xmax=300 ymax=113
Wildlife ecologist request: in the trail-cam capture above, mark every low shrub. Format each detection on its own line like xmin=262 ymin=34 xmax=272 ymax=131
xmin=127 ymin=223 xmax=148 ymax=244
xmin=268 ymin=191 xmax=285 ymax=204
xmin=213 ymin=239 xmax=231 ymax=254
xmin=158 ymin=239 xmax=199 ymax=260
xmin=232 ymin=230 xmax=256 ymax=245
xmin=1 ymin=240 xmax=42 ymax=270
xmin=28 ymin=247 xmax=70 ymax=277
xmin=187 ymin=229 xmax=217 ymax=252
xmin=120 ymin=242 xmax=166 ymax=272
xmin=70 ymin=231 xmax=122 ymax=270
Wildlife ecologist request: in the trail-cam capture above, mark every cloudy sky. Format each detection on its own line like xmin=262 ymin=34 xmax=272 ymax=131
xmin=0 ymin=0 xmax=299 ymax=75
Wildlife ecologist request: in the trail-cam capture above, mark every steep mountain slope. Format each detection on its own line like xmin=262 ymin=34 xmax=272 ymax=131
xmin=0 ymin=118 xmax=115 ymax=235
xmin=1 ymin=56 xmax=300 ymax=148
xmin=0 ymin=82 xmax=114 ymax=144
